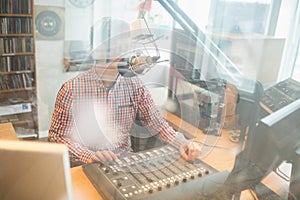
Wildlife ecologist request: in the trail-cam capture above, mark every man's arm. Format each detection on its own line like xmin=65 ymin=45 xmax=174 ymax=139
xmin=48 ymin=84 xmax=94 ymax=163
xmin=135 ymin=80 xmax=200 ymax=160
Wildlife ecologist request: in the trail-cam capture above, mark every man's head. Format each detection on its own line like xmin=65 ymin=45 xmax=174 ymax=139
xmin=91 ymin=17 xmax=132 ymax=61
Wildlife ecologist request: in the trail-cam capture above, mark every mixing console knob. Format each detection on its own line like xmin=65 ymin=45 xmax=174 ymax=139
xmin=182 ymin=177 xmax=187 ymax=182
xmin=190 ymin=175 xmax=195 ymax=179
xmin=147 ymin=178 xmax=153 ymax=182
xmin=148 ymin=188 xmax=154 ymax=194
xmin=204 ymin=170 xmax=209 ymax=175
xmin=175 ymin=180 xmax=179 ymax=185
xmin=157 ymin=186 xmax=162 ymax=191
xmin=198 ymin=172 xmax=202 ymax=177
xmin=166 ymin=183 xmax=171 ymax=188
xmin=117 ymin=182 xmax=122 ymax=187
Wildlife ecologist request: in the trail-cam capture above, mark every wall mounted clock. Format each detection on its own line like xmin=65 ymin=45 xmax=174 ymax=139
xmin=69 ymin=0 xmax=95 ymax=8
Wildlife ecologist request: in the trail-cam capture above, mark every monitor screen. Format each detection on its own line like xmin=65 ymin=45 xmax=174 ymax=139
xmin=0 ymin=140 xmax=73 ymax=200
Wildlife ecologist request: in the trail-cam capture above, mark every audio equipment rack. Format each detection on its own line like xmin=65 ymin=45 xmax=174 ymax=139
xmin=83 ymin=145 xmax=229 ymax=200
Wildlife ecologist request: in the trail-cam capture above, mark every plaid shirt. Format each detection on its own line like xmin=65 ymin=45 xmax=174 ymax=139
xmin=48 ymin=67 xmax=184 ymax=163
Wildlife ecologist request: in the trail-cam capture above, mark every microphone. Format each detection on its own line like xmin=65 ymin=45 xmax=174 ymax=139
xmin=118 ymin=55 xmax=160 ymax=77
xmin=130 ymin=55 xmax=153 ymax=66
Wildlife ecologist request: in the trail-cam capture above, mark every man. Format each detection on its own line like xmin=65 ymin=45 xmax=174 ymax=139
xmin=48 ymin=18 xmax=200 ymax=164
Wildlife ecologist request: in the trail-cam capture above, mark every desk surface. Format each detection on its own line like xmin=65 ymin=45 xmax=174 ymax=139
xmin=2 ymin=114 xmax=288 ymax=199
xmin=71 ymin=166 xmax=102 ymax=200
xmin=70 ymin=112 xmax=289 ymax=200
xmin=0 ymin=122 xmax=18 ymax=140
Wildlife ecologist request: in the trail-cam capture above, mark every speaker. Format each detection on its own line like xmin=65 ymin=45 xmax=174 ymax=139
xmin=34 ymin=6 xmax=65 ymax=40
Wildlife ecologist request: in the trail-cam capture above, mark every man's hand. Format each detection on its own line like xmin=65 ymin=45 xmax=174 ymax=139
xmin=180 ymin=142 xmax=201 ymax=161
xmin=88 ymin=150 xmax=118 ymax=163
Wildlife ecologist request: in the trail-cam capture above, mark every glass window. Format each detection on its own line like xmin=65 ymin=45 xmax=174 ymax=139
xmin=2 ymin=1 xmax=300 ymax=199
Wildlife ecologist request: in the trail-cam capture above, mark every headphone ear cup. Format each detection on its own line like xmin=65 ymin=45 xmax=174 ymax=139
xmin=118 ymin=62 xmax=135 ymax=77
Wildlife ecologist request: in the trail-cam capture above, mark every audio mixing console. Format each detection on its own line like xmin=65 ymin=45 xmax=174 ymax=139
xmin=83 ymin=145 xmax=229 ymax=200
xmin=260 ymin=78 xmax=300 ymax=116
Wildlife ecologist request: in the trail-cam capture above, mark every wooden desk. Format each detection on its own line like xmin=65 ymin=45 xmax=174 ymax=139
xmin=70 ymin=112 xmax=289 ymax=200
xmin=71 ymin=166 xmax=103 ymax=200
xmin=0 ymin=122 xmax=18 ymax=140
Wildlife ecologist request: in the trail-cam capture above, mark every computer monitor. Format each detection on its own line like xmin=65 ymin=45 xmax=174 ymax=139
xmin=0 ymin=140 xmax=73 ymax=200
xmin=224 ymin=98 xmax=300 ymax=198
xmin=247 ymin=98 xmax=300 ymax=171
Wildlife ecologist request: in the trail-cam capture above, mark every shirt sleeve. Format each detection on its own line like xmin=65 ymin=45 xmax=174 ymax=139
xmin=135 ymin=80 xmax=188 ymax=148
xmin=48 ymin=83 xmax=94 ymax=163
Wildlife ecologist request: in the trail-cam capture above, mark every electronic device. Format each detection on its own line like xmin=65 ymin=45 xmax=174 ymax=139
xmin=224 ymin=86 xmax=300 ymax=199
xmin=194 ymin=87 xmax=221 ymax=135
xmin=0 ymin=140 xmax=73 ymax=200
xmin=260 ymin=78 xmax=300 ymax=117
xmin=83 ymin=145 xmax=229 ymax=200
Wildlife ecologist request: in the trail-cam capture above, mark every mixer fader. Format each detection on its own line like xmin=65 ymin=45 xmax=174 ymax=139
xmin=83 ymin=145 xmax=229 ymax=200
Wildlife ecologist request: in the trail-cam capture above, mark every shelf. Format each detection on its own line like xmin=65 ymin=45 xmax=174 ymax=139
xmin=0 ymin=33 xmax=33 ymax=36
xmin=12 ymin=119 xmax=34 ymax=125
xmin=0 ymin=52 xmax=34 ymax=56
xmin=0 ymin=14 xmax=32 ymax=17
xmin=0 ymin=70 xmax=33 ymax=75
xmin=0 ymin=112 xmax=35 ymax=125
xmin=0 ymin=87 xmax=34 ymax=93
xmin=17 ymin=133 xmax=38 ymax=139
xmin=0 ymin=0 xmax=38 ymax=138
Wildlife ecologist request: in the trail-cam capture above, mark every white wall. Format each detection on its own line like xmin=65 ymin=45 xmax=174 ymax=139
xmin=36 ymin=41 xmax=78 ymax=137
xmin=35 ymin=0 xmax=83 ymax=137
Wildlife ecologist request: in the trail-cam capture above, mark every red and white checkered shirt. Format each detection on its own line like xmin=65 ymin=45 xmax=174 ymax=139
xmin=48 ymin=67 xmax=184 ymax=163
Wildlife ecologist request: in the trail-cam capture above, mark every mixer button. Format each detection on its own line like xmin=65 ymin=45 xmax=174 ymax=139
xmin=124 ymin=158 xmax=131 ymax=163
xmin=131 ymin=155 xmax=139 ymax=161
xmin=104 ymin=168 xmax=109 ymax=173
